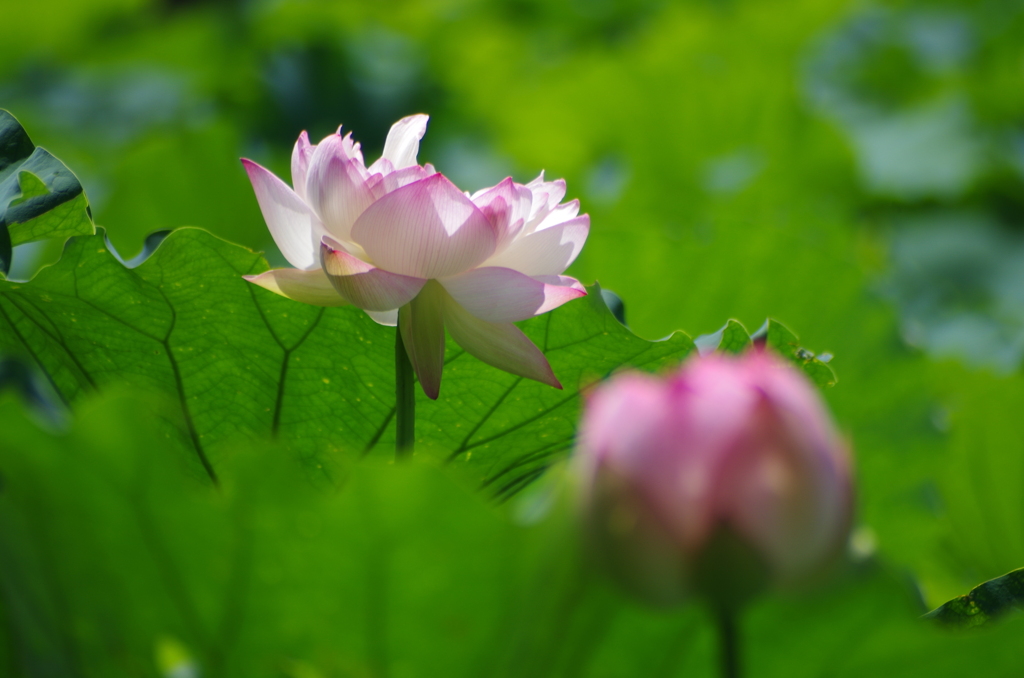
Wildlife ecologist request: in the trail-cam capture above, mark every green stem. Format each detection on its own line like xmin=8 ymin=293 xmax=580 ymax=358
xmin=395 ymin=322 xmax=415 ymax=460
xmin=717 ymin=609 xmax=740 ymax=678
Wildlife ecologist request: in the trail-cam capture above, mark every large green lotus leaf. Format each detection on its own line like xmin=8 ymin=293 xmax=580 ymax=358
xmin=0 ymin=228 xmax=696 ymax=489
xmin=0 ymin=110 xmax=94 ymax=276
xmin=2 ymin=389 xmax=1022 ymax=677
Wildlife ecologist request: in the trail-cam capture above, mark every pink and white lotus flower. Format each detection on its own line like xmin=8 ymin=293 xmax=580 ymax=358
xmin=242 ymin=115 xmax=590 ymax=398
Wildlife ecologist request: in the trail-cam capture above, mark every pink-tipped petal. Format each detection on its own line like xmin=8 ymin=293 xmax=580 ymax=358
xmin=382 ymin=114 xmax=429 ymax=170
xmin=471 ymin=177 xmax=533 ymax=251
xmin=290 ymin=131 xmax=315 ymax=201
xmin=366 ymin=309 xmax=398 ymax=326
xmin=321 ymin=239 xmax=426 ymax=311
xmin=526 ymin=173 xmax=567 ymax=213
xmin=242 ymin=159 xmax=319 ymax=270
xmin=244 ymin=267 xmax=349 ymax=306
xmin=367 ymin=156 xmax=394 ymax=177
xmin=482 ymin=214 xmax=589 ymax=276
xmin=380 ymin=164 xmax=437 ymax=195
xmin=400 ymin=281 xmax=446 ymax=399
xmin=533 ymin=199 xmax=581 ymax=232
xmin=439 ymin=267 xmax=586 ymax=323
xmin=351 ymin=173 xmax=497 ymax=279
xmin=305 ymin=135 xmax=375 ymax=241
xmin=442 ymin=292 xmax=561 ymax=389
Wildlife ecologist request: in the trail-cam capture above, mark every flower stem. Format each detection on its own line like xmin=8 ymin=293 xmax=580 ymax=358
xmin=395 ymin=323 xmax=415 ymax=460
xmin=717 ymin=609 xmax=740 ymax=678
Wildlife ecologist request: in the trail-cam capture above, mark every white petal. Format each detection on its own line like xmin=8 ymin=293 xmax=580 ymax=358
xmin=526 ymin=173 xmax=567 ymax=213
xmin=380 ymin=164 xmax=436 ymax=195
xmin=290 ymin=131 xmax=314 ymax=202
xmin=367 ymin=156 xmax=394 ymax=177
xmin=244 ymin=267 xmax=348 ymax=306
xmin=366 ymin=309 xmax=398 ymax=326
xmin=321 ymin=238 xmax=426 ymax=311
xmin=399 ymin=280 xmax=446 ymax=399
xmin=305 ymin=134 xmax=375 ymax=242
xmin=533 ymin=199 xmax=580 ymax=232
xmin=381 ymin=114 xmax=429 ymax=170
xmin=439 ymin=267 xmax=586 ymax=323
xmin=351 ymin=173 xmax=497 ymax=279
xmin=442 ymin=292 xmax=560 ymax=389
xmin=471 ymin=177 xmax=533 ymax=252
xmin=242 ymin=159 xmax=319 ymax=270
xmin=482 ymin=215 xmax=589 ymax=276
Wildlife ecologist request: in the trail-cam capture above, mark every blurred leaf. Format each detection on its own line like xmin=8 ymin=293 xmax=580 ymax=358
xmin=2 ymin=390 xmax=1023 ymax=677
xmin=0 ymin=110 xmax=94 ymax=276
xmin=925 ymin=567 xmax=1024 ymax=630
xmin=0 ymin=355 xmax=67 ymax=428
xmin=99 ymin=123 xmax=265 ymax=258
xmin=0 ymin=228 xmax=694 ymax=491
xmin=0 ymin=390 xmax=528 ymax=677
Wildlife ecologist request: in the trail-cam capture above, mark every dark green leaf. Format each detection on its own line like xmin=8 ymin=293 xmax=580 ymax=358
xmin=925 ymin=567 xmax=1024 ymax=629
xmin=0 ymin=110 xmax=94 ymax=277
xmin=0 ymin=223 xmax=9 ymax=281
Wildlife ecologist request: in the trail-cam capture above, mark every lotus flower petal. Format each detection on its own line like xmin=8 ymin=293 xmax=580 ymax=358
xmin=533 ymin=199 xmax=580 ymax=232
xmin=304 ymin=134 xmax=375 ymax=242
xmin=379 ymin=164 xmax=437 ymax=196
xmin=381 ymin=114 xmax=429 ymax=170
xmin=290 ymin=131 xmax=314 ymax=202
xmin=351 ymin=173 xmax=497 ymax=279
xmin=399 ymin=280 xmax=446 ymax=399
xmin=471 ymin=177 xmax=533 ymax=251
xmin=243 ymin=267 xmax=350 ymax=306
xmin=483 ymin=214 xmax=589 ymax=276
xmin=442 ymin=291 xmax=560 ymax=389
xmin=241 ymin=159 xmax=320 ymax=270
xmin=366 ymin=309 xmax=399 ymax=326
xmin=439 ymin=267 xmax=585 ymax=323
xmin=525 ymin=172 xmax=568 ymax=226
xmin=321 ymin=238 xmax=426 ymax=311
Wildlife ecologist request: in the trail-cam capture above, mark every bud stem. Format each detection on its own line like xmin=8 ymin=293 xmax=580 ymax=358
xmin=716 ymin=610 xmax=740 ymax=678
xmin=395 ymin=323 xmax=415 ymax=460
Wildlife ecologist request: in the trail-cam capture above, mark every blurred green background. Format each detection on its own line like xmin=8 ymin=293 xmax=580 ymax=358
xmin=3 ymin=0 xmax=1024 ymax=674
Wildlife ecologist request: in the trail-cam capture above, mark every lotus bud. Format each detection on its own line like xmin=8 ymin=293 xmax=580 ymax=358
xmin=576 ymin=349 xmax=853 ymax=611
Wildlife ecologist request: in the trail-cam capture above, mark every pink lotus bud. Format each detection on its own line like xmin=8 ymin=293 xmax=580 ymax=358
xmin=576 ymin=349 xmax=853 ymax=610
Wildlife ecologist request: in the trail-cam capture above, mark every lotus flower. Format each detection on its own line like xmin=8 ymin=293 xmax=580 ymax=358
xmin=576 ymin=349 xmax=853 ymax=610
xmin=242 ymin=115 xmax=589 ymax=398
